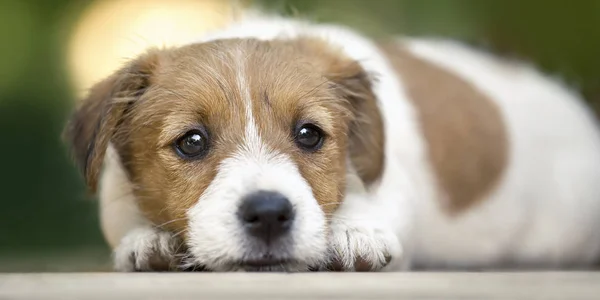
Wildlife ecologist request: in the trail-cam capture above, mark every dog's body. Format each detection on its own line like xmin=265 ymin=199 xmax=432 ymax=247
xmin=66 ymin=12 xmax=600 ymax=272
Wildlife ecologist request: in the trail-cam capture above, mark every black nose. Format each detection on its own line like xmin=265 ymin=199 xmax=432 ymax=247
xmin=238 ymin=191 xmax=294 ymax=242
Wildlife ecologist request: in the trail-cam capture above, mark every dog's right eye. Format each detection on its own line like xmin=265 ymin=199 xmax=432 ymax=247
xmin=174 ymin=129 xmax=209 ymax=159
xmin=294 ymin=123 xmax=324 ymax=152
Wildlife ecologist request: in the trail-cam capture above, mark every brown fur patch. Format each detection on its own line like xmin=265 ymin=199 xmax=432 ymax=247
xmin=380 ymin=42 xmax=509 ymax=214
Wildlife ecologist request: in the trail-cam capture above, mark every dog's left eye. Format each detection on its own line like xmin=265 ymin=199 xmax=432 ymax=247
xmin=174 ymin=129 xmax=209 ymax=159
xmin=294 ymin=123 xmax=324 ymax=151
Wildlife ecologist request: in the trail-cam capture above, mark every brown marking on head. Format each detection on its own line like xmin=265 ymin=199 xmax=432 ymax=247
xmin=380 ymin=42 xmax=509 ymax=214
xmin=64 ymin=36 xmax=385 ymax=238
xmin=241 ymin=37 xmax=385 ymax=214
xmin=108 ymin=42 xmax=250 ymax=233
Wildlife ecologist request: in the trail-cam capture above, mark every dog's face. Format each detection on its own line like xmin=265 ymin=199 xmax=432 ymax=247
xmin=64 ymin=37 xmax=384 ymax=271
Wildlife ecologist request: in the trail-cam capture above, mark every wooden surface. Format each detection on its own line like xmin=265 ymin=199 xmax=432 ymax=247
xmin=1 ymin=272 xmax=600 ymax=300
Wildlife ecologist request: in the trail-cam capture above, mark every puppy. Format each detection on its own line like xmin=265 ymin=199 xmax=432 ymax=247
xmin=64 ymin=11 xmax=600 ymax=272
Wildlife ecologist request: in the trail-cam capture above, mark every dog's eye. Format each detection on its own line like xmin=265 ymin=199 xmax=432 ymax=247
xmin=295 ymin=123 xmax=324 ymax=151
xmin=174 ymin=129 xmax=209 ymax=159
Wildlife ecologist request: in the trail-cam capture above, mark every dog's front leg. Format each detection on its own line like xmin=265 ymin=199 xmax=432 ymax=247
xmin=327 ymin=194 xmax=408 ymax=271
xmin=100 ymin=180 xmax=184 ymax=272
xmin=99 ymin=146 xmax=185 ymax=272
xmin=327 ymin=172 xmax=412 ymax=272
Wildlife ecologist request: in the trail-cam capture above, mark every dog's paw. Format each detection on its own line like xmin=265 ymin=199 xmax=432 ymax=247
xmin=327 ymin=221 xmax=401 ymax=271
xmin=113 ymin=227 xmax=183 ymax=272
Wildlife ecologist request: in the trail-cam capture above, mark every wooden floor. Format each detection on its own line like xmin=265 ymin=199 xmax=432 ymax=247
xmin=1 ymin=272 xmax=599 ymax=300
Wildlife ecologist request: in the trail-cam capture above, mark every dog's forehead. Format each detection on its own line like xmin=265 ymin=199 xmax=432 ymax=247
xmin=161 ymin=38 xmax=332 ymax=97
xmin=139 ymin=39 xmax=342 ymax=142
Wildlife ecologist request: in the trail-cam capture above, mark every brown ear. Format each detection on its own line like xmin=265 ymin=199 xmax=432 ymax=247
xmin=291 ymin=37 xmax=386 ymax=185
xmin=63 ymin=50 xmax=162 ymax=193
xmin=328 ymin=61 xmax=385 ymax=186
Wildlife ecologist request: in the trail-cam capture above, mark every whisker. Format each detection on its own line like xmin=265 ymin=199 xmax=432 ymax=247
xmin=153 ymin=218 xmax=187 ymax=230
xmin=172 ymin=228 xmax=188 ymax=238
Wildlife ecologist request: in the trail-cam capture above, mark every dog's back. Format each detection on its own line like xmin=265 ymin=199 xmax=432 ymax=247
xmin=378 ymin=37 xmax=600 ymax=269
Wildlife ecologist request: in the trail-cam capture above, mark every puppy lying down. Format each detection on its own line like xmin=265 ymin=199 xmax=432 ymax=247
xmin=64 ymin=11 xmax=600 ymax=272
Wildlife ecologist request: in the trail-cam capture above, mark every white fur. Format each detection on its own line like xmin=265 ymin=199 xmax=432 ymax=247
xmin=100 ymin=12 xmax=600 ymax=271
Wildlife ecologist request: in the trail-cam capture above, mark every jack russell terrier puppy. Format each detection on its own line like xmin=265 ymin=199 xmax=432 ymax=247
xmin=64 ymin=11 xmax=600 ymax=272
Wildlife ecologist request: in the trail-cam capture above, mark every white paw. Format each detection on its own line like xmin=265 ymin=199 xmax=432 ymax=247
xmin=327 ymin=220 xmax=402 ymax=271
xmin=113 ymin=227 xmax=182 ymax=272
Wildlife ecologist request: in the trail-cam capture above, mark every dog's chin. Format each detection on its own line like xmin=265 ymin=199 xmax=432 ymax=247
xmin=182 ymin=236 xmax=329 ymax=272
xmin=181 ymin=256 xmax=323 ymax=273
xmin=235 ymin=260 xmax=308 ymax=272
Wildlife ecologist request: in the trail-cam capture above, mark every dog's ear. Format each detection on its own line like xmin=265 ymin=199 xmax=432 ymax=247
xmin=327 ymin=60 xmax=385 ymax=186
xmin=63 ymin=50 xmax=163 ymax=193
xmin=291 ymin=37 xmax=386 ymax=185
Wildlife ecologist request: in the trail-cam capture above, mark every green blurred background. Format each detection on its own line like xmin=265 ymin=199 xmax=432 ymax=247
xmin=0 ymin=0 xmax=598 ymax=272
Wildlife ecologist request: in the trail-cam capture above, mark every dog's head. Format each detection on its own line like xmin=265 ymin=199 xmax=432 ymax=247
xmin=64 ymin=37 xmax=384 ymax=271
